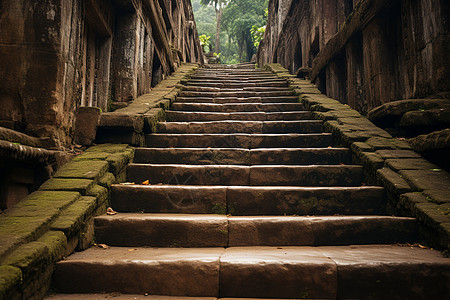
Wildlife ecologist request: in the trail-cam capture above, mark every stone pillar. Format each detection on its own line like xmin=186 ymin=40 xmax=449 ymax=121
xmin=346 ymin=37 xmax=366 ymax=114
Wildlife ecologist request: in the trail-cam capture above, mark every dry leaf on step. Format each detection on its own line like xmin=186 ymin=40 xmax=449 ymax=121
xmin=106 ymin=207 xmax=117 ymax=215
xmin=94 ymin=243 xmax=110 ymax=249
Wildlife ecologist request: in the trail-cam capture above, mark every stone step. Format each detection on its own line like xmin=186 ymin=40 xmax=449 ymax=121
xmin=184 ymin=81 xmax=289 ymax=88
xmin=182 ymin=86 xmax=291 ymax=92
xmin=133 ymin=147 xmax=353 ymax=165
xmin=175 ymin=96 xmax=300 ymax=104
xmin=46 ymin=295 xmax=301 ymax=300
xmin=54 ymin=245 xmax=450 ymax=298
xmin=157 ymin=121 xmax=324 ymax=134
xmin=178 ymin=91 xmax=296 ymax=98
xmin=145 ymin=133 xmax=334 ymax=148
xmin=110 ymin=185 xmax=386 ymax=215
xmin=126 ymin=164 xmax=364 ymax=186
xmin=170 ymin=103 xmax=305 ymax=112
xmin=165 ymin=111 xmax=313 ymax=122
xmin=94 ymin=214 xmax=417 ymax=247
xmin=189 ymin=75 xmax=279 ymax=80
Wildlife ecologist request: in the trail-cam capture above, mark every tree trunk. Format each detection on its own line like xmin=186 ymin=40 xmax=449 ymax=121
xmin=215 ymin=7 xmax=223 ymax=53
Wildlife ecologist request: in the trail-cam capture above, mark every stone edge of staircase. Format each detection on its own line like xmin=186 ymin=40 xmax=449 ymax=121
xmin=0 ymin=140 xmax=135 ymax=299
xmin=95 ymin=63 xmax=200 ymax=147
xmin=0 ymin=63 xmax=199 ymax=299
xmin=264 ymin=63 xmax=450 ymax=252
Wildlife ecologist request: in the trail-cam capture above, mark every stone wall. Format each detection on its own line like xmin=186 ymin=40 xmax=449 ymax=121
xmin=0 ymin=0 xmax=204 ymax=147
xmin=257 ymin=0 xmax=450 ymax=115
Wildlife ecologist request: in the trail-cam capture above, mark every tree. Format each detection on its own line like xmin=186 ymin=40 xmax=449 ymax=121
xmin=222 ymin=0 xmax=267 ymax=62
xmin=200 ymin=0 xmax=228 ymax=53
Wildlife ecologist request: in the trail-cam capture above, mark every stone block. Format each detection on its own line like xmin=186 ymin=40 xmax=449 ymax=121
xmin=359 ymin=152 xmax=384 ymax=171
xmin=376 ymin=168 xmax=412 ymax=195
xmin=399 ymin=169 xmax=450 ymax=192
xmin=51 ymin=196 xmax=97 ymax=237
xmin=375 ymin=149 xmax=422 ymax=159
xmin=398 ymin=192 xmax=429 ymax=214
xmin=98 ymin=113 xmax=144 ymax=132
xmin=423 ymin=190 xmax=450 ymax=204
xmin=106 ymin=149 xmax=134 ymax=175
xmin=98 ymin=172 xmax=116 ymax=189
xmin=414 ymin=203 xmax=450 ymax=229
xmin=385 ymin=158 xmax=439 ymax=172
xmin=73 ymin=107 xmax=101 ymax=146
xmin=39 ymin=178 xmax=95 ymax=195
xmin=0 ymin=265 xmax=22 ymax=300
xmin=351 ymin=142 xmax=375 ymax=155
xmin=366 ymin=137 xmax=412 ymax=150
xmin=53 ymin=160 xmax=109 ymax=181
xmin=87 ymin=185 xmax=109 ymax=206
xmin=85 ymin=144 xmax=130 ymax=154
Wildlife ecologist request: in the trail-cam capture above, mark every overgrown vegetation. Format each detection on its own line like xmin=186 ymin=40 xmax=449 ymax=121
xmin=193 ymin=0 xmax=268 ymax=64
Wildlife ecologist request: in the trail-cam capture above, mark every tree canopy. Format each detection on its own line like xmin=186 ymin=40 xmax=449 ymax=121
xmin=193 ymin=0 xmax=268 ymax=63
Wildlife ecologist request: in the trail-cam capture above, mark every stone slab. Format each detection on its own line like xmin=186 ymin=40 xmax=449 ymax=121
xmin=219 ymin=247 xmax=337 ymax=299
xmin=54 ymin=247 xmax=223 ymax=296
xmin=134 ymin=148 xmax=251 ymax=165
xmin=318 ymin=245 xmax=450 ymax=299
xmin=110 ymin=185 xmax=227 ymax=214
xmin=145 ymin=133 xmax=334 ymax=149
xmin=227 ymin=186 xmax=386 ymax=216
xmin=170 ymin=103 xmax=304 ymax=112
xmin=399 ymin=169 xmax=450 ymax=191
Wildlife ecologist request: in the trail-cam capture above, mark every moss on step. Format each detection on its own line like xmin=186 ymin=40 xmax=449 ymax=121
xmin=0 ymin=265 xmax=21 ymax=299
xmin=50 ymin=197 xmax=97 ymax=237
xmin=39 ymin=178 xmax=95 ymax=195
xmin=53 ymin=160 xmax=109 ymax=180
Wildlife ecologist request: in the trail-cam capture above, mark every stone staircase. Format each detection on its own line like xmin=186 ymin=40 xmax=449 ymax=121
xmin=50 ymin=65 xmax=450 ymax=299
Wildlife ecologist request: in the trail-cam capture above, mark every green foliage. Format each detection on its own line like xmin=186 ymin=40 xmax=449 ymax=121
xmin=250 ymin=25 xmax=266 ymax=47
xmin=222 ymin=0 xmax=268 ymax=62
xmin=199 ymin=34 xmax=211 ymax=52
xmin=194 ymin=0 xmax=268 ymax=63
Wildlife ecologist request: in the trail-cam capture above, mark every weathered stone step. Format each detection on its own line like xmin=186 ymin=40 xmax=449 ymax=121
xmin=46 ymin=295 xmax=300 ymax=300
xmin=145 ymin=133 xmax=334 ymax=148
xmin=110 ymin=185 xmax=385 ymax=215
xmin=133 ymin=147 xmax=353 ymax=165
xmin=178 ymin=91 xmax=295 ymax=98
xmin=165 ymin=111 xmax=313 ymax=122
xmin=94 ymin=214 xmax=417 ymax=247
xmin=184 ymin=81 xmax=289 ymax=88
xmin=126 ymin=164 xmax=364 ymax=186
xmin=170 ymin=103 xmax=305 ymax=112
xmin=189 ymin=75 xmax=278 ymax=80
xmin=157 ymin=121 xmax=323 ymax=134
xmin=175 ymin=96 xmax=299 ymax=104
xmin=54 ymin=245 xmax=450 ymax=298
xmin=182 ymin=86 xmax=291 ymax=92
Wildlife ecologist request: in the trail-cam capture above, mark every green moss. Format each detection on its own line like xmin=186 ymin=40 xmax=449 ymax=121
xmin=211 ymin=203 xmax=227 ymax=215
xmin=54 ymin=160 xmax=109 ymax=181
xmin=87 ymin=184 xmax=108 ymax=206
xmin=98 ymin=172 xmax=116 ymax=188
xmin=107 ymin=151 xmax=133 ymax=174
xmin=0 ymin=265 xmax=22 ymax=299
xmin=51 ymin=197 xmax=97 ymax=236
xmin=39 ymin=178 xmax=95 ymax=195
xmin=72 ymin=151 xmax=110 ymax=161
xmin=85 ymin=144 xmax=129 ymax=153
xmin=36 ymin=231 xmax=67 ymax=262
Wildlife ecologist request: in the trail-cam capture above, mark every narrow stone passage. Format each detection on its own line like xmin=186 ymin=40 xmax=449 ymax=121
xmin=51 ymin=65 xmax=450 ymax=299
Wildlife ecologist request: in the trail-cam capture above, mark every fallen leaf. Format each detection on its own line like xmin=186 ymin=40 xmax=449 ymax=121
xmin=128 ymin=248 xmax=137 ymax=252
xmin=94 ymin=243 xmax=110 ymax=249
xmin=418 ymin=244 xmax=429 ymax=249
xmin=122 ymin=182 xmax=136 ymax=185
xmin=142 ymin=180 xmax=150 ymax=185
xmin=106 ymin=207 xmax=117 ymax=215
